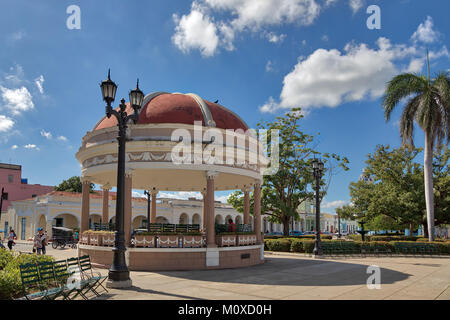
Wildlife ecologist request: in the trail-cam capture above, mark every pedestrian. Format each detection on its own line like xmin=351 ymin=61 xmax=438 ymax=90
xmin=33 ymin=228 xmax=47 ymax=255
xmin=227 ymin=218 xmax=236 ymax=232
xmin=7 ymin=228 xmax=16 ymax=251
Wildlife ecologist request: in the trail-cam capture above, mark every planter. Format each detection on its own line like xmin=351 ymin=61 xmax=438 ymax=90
xmin=133 ymin=235 xmax=156 ymax=248
xmin=102 ymin=234 xmax=115 ymax=247
xmin=215 ymin=234 xmax=236 ymax=247
xmin=89 ymin=234 xmax=103 ymax=246
xmin=158 ymin=235 xmax=179 ymax=248
xmin=237 ymin=234 xmax=257 ymax=246
xmin=182 ymin=235 xmax=203 ymax=248
xmin=80 ymin=234 xmax=90 ymax=245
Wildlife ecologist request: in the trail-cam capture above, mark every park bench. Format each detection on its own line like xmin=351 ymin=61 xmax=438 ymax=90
xmin=78 ymin=255 xmax=108 ymax=297
xmin=149 ymin=223 xmax=163 ymax=233
xmin=19 ymin=262 xmax=63 ymax=300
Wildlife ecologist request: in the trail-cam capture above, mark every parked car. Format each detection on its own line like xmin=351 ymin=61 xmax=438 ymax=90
xmin=289 ymin=231 xmax=304 ymax=236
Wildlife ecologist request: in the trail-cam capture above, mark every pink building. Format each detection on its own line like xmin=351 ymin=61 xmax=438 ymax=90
xmin=0 ymin=163 xmax=54 ymax=214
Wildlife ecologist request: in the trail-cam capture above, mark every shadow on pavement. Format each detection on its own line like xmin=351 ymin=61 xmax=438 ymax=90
xmin=151 ymin=257 xmax=411 ymax=287
xmin=94 ymin=286 xmax=202 ymax=300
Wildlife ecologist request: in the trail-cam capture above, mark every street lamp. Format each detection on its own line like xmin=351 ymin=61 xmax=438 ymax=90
xmin=100 ymin=70 xmax=144 ymax=288
xmin=312 ymin=158 xmax=324 ymax=256
xmin=144 ymin=190 xmax=151 ymax=231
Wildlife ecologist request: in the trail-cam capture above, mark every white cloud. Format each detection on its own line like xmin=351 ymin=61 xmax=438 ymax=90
xmin=0 ymin=115 xmax=14 ymax=132
xmin=322 ymin=200 xmax=347 ymax=209
xmin=0 ymin=86 xmax=34 ymax=115
xmin=34 ymin=75 xmax=44 ymax=94
xmin=265 ymin=60 xmax=274 ymax=72
xmin=321 ymin=34 xmax=328 ymax=41
xmin=40 ymin=129 xmax=52 ymax=139
xmin=259 ymin=37 xmax=429 ymax=113
xmin=24 ymin=144 xmax=39 ymax=151
xmin=172 ymin=2 xmax=220 ymax=57
xmin=172 ymin=0 xmax=322 ymax=56
xmin=265 ymin=32 xmax=286 ymax=44
xmin=57 ymin=135 xmax=68 ymax=142
xmin=215 ymin=194 xmax=231 ymax=203
xmin=159 ymin=191 xmax=203 ymax=200
xmin=349 ymin=0 xmax=364 ymax=14
xmin=411 ymin=16 xmax=440 ymax=44
xmin=8 ymin=31 xmax=25 ymax=42
xmin=132 ymin=191 xmax=147 ymax=199
xmin=11 ymin=144 xmax=18 ymax=150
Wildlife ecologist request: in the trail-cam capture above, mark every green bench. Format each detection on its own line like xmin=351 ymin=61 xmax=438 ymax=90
xmin=19 ymin=255 xmax=107 ymax=300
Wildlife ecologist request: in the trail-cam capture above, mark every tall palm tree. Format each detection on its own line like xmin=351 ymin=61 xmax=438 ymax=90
xmin=382 ymin=54 xmax=449 ymax=241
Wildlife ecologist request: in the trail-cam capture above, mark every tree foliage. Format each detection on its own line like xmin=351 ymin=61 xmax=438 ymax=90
xmin=228 ymin=108 xmax=349 ymax=236
xmin=54 ymin=176 xmax=95 ymax=193
xmin=337 ymin=145 xmax=449 ymax=232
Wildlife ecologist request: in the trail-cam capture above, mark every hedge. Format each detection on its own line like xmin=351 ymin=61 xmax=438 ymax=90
xmin=264 ymin=239 xmax=450 ymax=255
xmin=264 ymin=235 xmax=332 ymax=240
xmin=0 ymin=250 xmax=54 ymax=300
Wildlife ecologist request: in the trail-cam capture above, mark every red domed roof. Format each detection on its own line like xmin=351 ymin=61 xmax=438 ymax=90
xmin=94 ymin=93 xmax=249 ymax=131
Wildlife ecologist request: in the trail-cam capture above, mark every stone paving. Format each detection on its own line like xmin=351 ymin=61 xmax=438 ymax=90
xmin=9 ymin=241 xmax=450 ymax=300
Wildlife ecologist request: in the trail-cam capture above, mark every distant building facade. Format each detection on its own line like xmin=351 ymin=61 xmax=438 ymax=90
xmin=2 ymin=191 xmax=248 ymax=240
xmin=0 ymin=163 xmax=54 ymax=234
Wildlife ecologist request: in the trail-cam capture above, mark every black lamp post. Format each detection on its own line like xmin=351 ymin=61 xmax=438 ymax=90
xmin=144 ymin=190 xmax=151 ymax=231
xmin=337 ymin=212 xmax=341 ymax=238
xmin=312 ymin=158 xmax=324 ymax=256
xmin=100 ymin=70 xmax=144 ymax=287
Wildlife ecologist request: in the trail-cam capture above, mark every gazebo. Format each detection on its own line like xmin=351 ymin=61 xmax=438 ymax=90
xmin=75 ymin=91 xmax=266 ymax=270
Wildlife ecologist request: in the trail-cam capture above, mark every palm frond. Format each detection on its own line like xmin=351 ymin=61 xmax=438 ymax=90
xmin=382 ymin=73 xmax=427 ymax=121
xmin=399 ymin=95 xmax=421 ymax=147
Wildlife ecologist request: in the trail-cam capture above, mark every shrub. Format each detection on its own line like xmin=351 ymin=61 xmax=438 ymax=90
xmin=290 ymin=239 xmax=304 ymax=253
xmin=302 ymin=240 xmax=315 ymax=253
xmin=265 ymin=239 xmax=292 ymax=252
xmin=0 ymin=254 xmax=54 ymax=300
xmin=371 ymin=235 xmax=418 ymax=242
xmin=0 ymin=249 xmax=14 ymax=271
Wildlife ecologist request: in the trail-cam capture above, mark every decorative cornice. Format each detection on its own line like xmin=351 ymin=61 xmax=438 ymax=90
xmin=205 ymin=170 xmax=219 ymax=179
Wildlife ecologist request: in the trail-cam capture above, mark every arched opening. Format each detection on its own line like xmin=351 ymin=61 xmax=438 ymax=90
xmin=52 ymin=213 xmax=79 ymax=229
xmin=179 ymin=213 xmax=189 ymax=224
xmin=156 ymin=216 xmax=169 ymax=224
xmin=235 ymin=215 xmax=242 ymax=225
xmin=225 ymin=215 xmax=233 ymax=224
xmin=192 ymin=213 xmax=201 ymax=225
xmin=37 ymin=215 xmax=46 ymax=231
xmin=132 ymin=216 xmax=146 ymax=230
xmin=215 ymin=214 xmax=223 ymax=224
xmin=109 ymin=217 xmax=116 ymax=224
xmin=89 ymin=214 xmax=101 ymax=229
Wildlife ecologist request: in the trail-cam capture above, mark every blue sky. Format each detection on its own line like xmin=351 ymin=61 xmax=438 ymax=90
xmin=0 ymin=0 xmax=448 ymax=212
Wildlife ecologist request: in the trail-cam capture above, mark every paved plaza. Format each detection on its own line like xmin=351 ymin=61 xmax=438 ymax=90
xmin=8 ymin=241 xmax=448 ymax=300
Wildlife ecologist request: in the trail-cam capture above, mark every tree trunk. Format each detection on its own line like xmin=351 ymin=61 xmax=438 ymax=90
xmin=282 ymin=217 xmax=290 ymax=237
xmin=423 ymin=220 xmax=429 ymax=239
xmin=424 ymin=132 xmax=435 ymax=241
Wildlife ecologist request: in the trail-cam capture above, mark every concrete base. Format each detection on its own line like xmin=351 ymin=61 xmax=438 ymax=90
xmin=106 ymin=279 xmax=133 ymax=289
xmin=206 ymin=247 xmax=220 ymax=267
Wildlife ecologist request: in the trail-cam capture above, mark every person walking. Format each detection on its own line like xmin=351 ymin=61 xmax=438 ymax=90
xmin=7 ymin=228 xmax=16 ymax=251
xmin=227 ymin=218 xmax=236 ymax=232
xmin=33 ymin=228 xmax=47 ymax=255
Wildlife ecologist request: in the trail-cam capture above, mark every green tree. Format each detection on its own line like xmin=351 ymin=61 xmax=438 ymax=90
xmin=54 ymin=176 xmax=95 ymax=193
xmin=433 ymin=147 xmax=450 ymax=227
xmin=338 ymin=145 xmax=450 ymax=234
xmin=382 ymin=57 xmax=450 ymax=240
xmin=228 ymin=108 xmax=349 ymax=236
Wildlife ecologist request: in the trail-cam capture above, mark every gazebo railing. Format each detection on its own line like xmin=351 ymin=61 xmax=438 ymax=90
xmin=92 ymin=223 xmax=115 ymax=231
xmin=215 ymin=224 xmax=253 ymax=234
xmin=144 ymin=223 xmax=201 ymax=233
